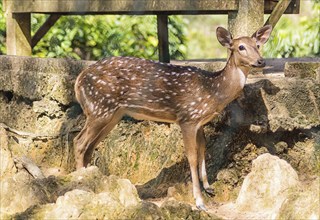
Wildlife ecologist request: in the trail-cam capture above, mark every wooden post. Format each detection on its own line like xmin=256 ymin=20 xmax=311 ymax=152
xmin=228 ymin=0 xmax=264 ymax=38
xmin=5 ymin=12 xmax=32 ymax=56
xmin=157 ymin=15 xmax=170 ymax=63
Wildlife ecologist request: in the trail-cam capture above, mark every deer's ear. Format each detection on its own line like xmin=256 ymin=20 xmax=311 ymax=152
xmin=216 ymin=27 xmax=233 ymax=49
xmin=252 ymin=25 xmax=273 ymax=45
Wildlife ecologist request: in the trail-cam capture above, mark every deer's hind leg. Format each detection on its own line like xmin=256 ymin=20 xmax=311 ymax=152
xmin=74 ymin=110 xmax=123 ymax=169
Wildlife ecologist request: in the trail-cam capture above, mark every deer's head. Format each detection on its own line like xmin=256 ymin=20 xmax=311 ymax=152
xmin=216 ymin=25 xmax=272 ymax=68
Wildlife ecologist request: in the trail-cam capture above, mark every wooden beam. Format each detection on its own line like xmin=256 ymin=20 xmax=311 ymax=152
xmin=6 ymin=12 xmax=32 ymax=56
xmin=4 ymin=0 xmax=238 ymax=14
xmin=265 ymin=0 xmax=292 ymax=28
xmin=264 ymin=0 xmax=299 ymax=14
xmin=31 ymin=14 xmax=61 ymax=48
xmin=157 ymin=15 xmax=170 ymax=63
xmin=4 ymin=0 xmax=300 ymax=15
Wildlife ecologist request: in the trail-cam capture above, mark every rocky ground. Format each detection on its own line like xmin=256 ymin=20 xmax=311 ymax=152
xmin=0 ymin=56 xmax=319 ymax=219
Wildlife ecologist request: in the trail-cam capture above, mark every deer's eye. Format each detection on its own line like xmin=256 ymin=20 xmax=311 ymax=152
xmin=239 ymin=45 xmax=245 ymax=51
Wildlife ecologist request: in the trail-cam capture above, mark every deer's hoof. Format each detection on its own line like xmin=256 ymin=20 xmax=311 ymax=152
xmin=204 ymin=187 xmax=215 ymax=197
xmin=196 ymin=198 xmax=207 ymax=211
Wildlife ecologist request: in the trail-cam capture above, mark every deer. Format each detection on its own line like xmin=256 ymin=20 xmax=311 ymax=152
xmin=73 ymin=25 xmax=272 ymax=210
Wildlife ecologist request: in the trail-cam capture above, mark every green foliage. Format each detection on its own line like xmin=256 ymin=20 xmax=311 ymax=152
xmin=263 ymin=1 xmax=320 ymax=58
xmin=32 ymin=15 xmax=187 ymax=60
xmin=0 ymin=3 xmax=6 ymax=55
xmin=184 ymin=15 xmax=228 ymax=59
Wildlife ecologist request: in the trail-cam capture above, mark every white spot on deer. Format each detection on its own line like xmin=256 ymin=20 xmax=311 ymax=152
xmin=97 ymin=66 xmax=103 ymax=70
xmin=191 ymin=114 xmax=198 ymax=119
xmin=217 ymin=83 xmax=220 ymax=88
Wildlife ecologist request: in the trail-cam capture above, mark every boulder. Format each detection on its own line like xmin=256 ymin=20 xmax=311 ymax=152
xmin=0 ymin=171 xmax=53 ymax=218
xmin=216 ymin=154 xmax=319 ymax=219
xmin=235 ymin=153 xmax=299 ymax=213
xmin=3 ymin=166 xmax=220 ymax=220
xmin=276 ymin=178 xmax=320 ymax=220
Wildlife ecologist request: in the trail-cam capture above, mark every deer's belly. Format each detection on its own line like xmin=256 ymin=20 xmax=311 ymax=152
xmin=124 ymin=106 xmax=177 ymax=123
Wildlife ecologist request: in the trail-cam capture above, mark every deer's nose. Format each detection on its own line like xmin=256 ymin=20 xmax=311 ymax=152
xmin=257 ymin=58 xmax=266 ymax=67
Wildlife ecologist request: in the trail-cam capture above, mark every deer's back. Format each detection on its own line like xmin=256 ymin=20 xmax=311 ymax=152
xmin=75 ymin=56 xmax=223 ymax=124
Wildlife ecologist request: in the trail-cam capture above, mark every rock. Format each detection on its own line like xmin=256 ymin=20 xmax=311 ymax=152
xmin=99 ymin=175 xmax=141 ymax=208
xmin=130 ymin=202 xmax=164 ymax=219
xmin=161 ymin=199 xmax=221 ymax=220
xmin=274 ymin=141 xmax=288 ymax=154
xmin=6 ymin=166 xmax=220 ymax=220
xmin=286 ymin=139 xmax=319 ymax=178
xmin=235 ymin=153 xmax=299 ymax=214
xmin=43 ymin=189 xmax=134 ymax=219
xmin=284 ymin=62 xmax=320 ymax=81
xmin=216 ymin=154 xmax=319 ymax=220
xmin=167 ymin=181 xmax=195 ymax=204
xmin=0 ymin=126 xmax=16 ymax=178
xmin=4 ymin=166 xmax=141 ymax=219
xmin=242 ymin=77 xmax=320 ymax=132
xmin=0 ymin=171 xmax=53 ymax=218
xmin=276 ymin=178 xmax=320 ymax=220
xmin=216 ymin=168 xmax=239 ymax=185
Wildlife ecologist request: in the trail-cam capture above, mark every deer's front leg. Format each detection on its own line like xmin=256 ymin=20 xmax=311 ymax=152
xmin=180 ymin=123 xmax=206 ymax=211
xmin=197 ymin=127 xmax=214 ymax=196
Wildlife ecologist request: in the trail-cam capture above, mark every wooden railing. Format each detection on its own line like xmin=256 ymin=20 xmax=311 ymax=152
xmin=3 ymin=0 xmax=299 ymax=61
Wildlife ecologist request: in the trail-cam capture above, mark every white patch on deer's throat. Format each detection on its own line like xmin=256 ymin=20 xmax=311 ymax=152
xmin=237 ymin=68 xmax=246 ymax=88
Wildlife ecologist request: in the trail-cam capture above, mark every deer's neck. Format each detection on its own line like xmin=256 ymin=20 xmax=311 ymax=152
xmin=221 ymin=53 xmax=250 ymax=88
xmin=207 ymin=53 xmax=250 ymax=105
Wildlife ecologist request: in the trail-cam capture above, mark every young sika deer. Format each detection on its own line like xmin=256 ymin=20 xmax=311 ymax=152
xmin=74 ymin=25 xmax=272 ymax=210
